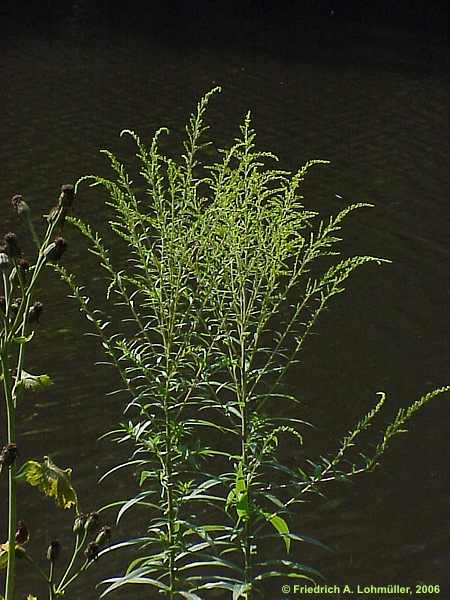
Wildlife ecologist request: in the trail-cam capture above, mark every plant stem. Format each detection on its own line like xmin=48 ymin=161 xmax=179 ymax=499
xmin=57 ymin=533 xmax=83 ymax=590
xmin=238 ymin=284 xmax=253 ymax=600
xmin=49 ymin=561 xmax=55 ymax=600
xmin=2 ymin=352 xmax=16 ymax=600
xmin=58 ymin=559 xmax=88 ymax=593
xmin=1 ymin=209 xmax=62 ymax=600
xmin=164 ymin=366 xmax=175 ymax=600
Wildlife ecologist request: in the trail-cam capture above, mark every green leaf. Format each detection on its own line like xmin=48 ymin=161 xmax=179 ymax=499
xmin=17 ymin=371 xmax=53 ymax=392
xmin=254 ymin=570 xmax=315 ymax=583
xmin=0 ymin=543 xmax=8 ymax=569
xmin=178 ymin=592 xmax=203 ymax=600
xmin=261 ymin=512 xmax=291 ymax=552
xmin=16 ymin=456 xmax=78 ymax=509
xmin=233 ymin=583 xmax=252 ymax=600
xmin=0 ymin=542 xmax=27 ymax=569
xmin=12 ymin=332 xmax=34 ymax=344
xmin=257 ymin=559 xmax=323 ymax=580
xmin=236 ymin=492 xmax=250 ymax=520
xmin=261 ymin=532 xmax=333 ymax=553
xmin=26 ymin=596 xmax=38 ymax=600
xmin=100 ymin=574 xmax=169 ymax=597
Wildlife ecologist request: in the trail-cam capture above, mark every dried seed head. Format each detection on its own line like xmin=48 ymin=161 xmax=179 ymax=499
xmin=10 ymin=298 xmax=21 ymax=316
xmin=73 ymin=513 xmax=86 ymax=535
xmin=47 ymin=540 xmax=61 ymax=562
xmin=11 ymin=194 xmax=30 ymax=216
xmin=0 ymin=252 xmax=10 ymax=273
xmin=84 ymin=512 xmax=100 ymax=533
xmin=15 ymin=521 xmax=30 ymax=545
xmin=3 ymin=233 xmax=22 ymax=259
xmin=46 ymin=237 xmax=67 ymax=262
xmin=94 ymin=525 xmax=112 ymax=547
xmin=0 ymin=443 xmax=18 ymax=469
xmin=59 ymin=184 xmax=75 ymax=209
xmin=27 ymin=301 xmax=43 ymax=324
xmin=85 ymin=541 xmax=100 ymax=562
xmin=19 ymin=258 xmax=30 ymax=272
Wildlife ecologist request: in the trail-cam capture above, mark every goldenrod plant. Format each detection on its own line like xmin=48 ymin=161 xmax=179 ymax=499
xmin=61 ymin=88 xmax=449 ymax=599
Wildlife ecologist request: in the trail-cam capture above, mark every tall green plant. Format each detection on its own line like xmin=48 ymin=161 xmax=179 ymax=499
xmin=61 ymin=88 xmax=449 ymax=599
xmin=0 ymin=188 xmax=111 ymax=600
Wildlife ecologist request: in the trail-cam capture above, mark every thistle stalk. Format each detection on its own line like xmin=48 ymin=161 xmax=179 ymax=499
xmin=2 ymin=201 xmax=69 ymax=599
xmin=2 ymin=353 xmax=16 ymax=600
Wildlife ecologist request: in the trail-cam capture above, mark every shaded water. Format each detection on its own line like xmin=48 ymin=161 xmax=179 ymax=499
xmin=0 ymin=10 xmax=449 ymax=599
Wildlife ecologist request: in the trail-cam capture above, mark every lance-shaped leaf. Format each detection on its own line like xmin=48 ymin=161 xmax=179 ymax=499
xmin=17 ymin=370 xmax=53 ymax=392
xmin=16 ymin=456 xmax=78 ymax=509
xmin=12 ymin=332 xmax=35 ymax=345
xmin=260 ymin=511 xmax=291 ymax=552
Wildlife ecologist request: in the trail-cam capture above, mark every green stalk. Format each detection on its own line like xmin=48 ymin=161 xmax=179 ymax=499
xmin=163 ymin=325 xmax=176 ymax=600
xmin=49 ymin=561 xmax=55 ymax=600
xmin=2 ymin=263 xmax=16 ymax=600
xmin=165 ymin=402 xmax=175 ymax=600
xmin=58 ymin=559 xmax=88 ymax=593
xmin=2 ymin=351 xmax=16 ymax=600
xmin=238 ymin=285 xmax=252 ymax=600
xmin=57 ymin=532 xmax=84 ymax=591
xmin=2 ymin=208 xmax=63 ymax=599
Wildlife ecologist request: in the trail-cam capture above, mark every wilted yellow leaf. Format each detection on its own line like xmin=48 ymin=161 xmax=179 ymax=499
xmin=16 ymin=456 xmax=78 ymax=510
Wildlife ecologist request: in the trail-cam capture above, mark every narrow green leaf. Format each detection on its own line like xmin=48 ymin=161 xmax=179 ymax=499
xmin=257 ymin=559 xmax=323 ymax=580
xmin=178 ymin=592 xmax=203 ymax=600
xmin=12 ymin=332 xmax=34 ymax=344
xmin=100 ymin=575 xmax=169 ymax=597
xmin=261 ymin=532 xmax=333 ymax=553
xmin=266 ymin=513 xmax=291 ymax=553
xmin=254 ymin=570 xmax=315 ymax=583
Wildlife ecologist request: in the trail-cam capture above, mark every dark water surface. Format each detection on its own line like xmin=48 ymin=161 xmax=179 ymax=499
xmin=0 ymin=12 xmax=449 ymax=599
